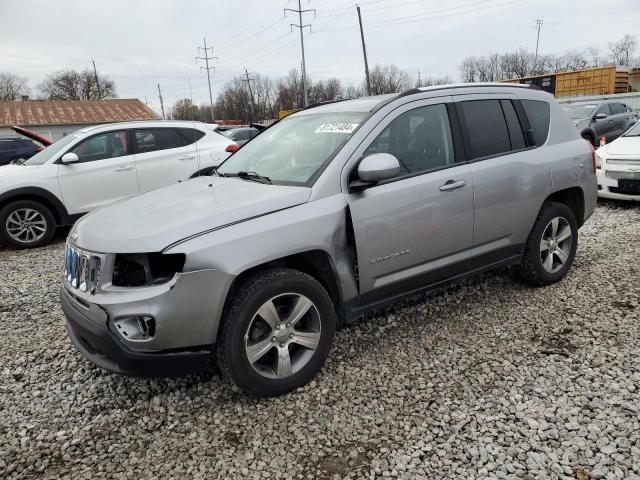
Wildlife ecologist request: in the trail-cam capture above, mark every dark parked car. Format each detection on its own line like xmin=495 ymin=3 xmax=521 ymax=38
xmin=0 ymin=137 xmax=43 ymax=165
xmin=220 ymin=127 xmax=260 ymax=146
xmin=563 ymin=100 xmax=638 ymax=146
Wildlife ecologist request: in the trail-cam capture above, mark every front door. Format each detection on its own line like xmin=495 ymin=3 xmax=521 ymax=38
xmin=593 ymin=104 xmax=615 ymax=140
xmin=57 ymin=130 xmax=139 ymax=214
xmin=133 ymin=127 xmax=198 ymax=192
xmin=346 ymin=100 xmax=474 ymax=304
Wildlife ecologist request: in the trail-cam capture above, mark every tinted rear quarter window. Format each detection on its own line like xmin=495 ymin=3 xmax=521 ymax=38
xmin=177 ymin=128 xmax=205 ymax=146
xmin=501 ymin=100 xmax=526 ymax=150
xmin=521 ymin=100 xmax=551 ymax=147
xmin=460 ymin=99 xmax=511 ymax=159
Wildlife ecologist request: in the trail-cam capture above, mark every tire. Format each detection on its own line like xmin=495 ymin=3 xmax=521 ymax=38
xmin=0 ymin=200 xmax=56 ymax=249
xmin=520 ymin=202 xmax=578 ymax=286
xmin=216 ymin=268 xmax=336 ymax=397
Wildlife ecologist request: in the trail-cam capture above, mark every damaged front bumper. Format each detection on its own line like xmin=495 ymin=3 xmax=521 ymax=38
xmin=61 ymin=267 xmax=234 ymax=377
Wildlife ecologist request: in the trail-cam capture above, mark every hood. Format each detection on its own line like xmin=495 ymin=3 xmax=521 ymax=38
xmin=11 ymin=126 xmax=52 ymax=146
xmin=604 ymin=136 xmax=640 ymax=156
xmin=73 ymin=177 xmax=311 ymax=253
xmin=0 ymin=164 xmax=40 ymax=178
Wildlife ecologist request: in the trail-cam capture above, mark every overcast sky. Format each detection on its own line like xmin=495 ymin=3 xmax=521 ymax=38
xmin=1 ymin=0 xmax=638 ymax=114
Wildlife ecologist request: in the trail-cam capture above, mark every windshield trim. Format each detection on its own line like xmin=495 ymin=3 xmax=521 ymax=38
xmin=216 ymin=111 xmax=372 ymax=188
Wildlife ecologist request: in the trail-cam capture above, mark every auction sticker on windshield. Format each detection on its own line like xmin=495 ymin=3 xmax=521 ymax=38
xmin=315 ymin=123 xmax=359 ymax=134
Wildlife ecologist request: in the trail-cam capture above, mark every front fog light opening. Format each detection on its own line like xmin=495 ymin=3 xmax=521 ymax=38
xmin=114 ymin=315 xmax=156 ymax=341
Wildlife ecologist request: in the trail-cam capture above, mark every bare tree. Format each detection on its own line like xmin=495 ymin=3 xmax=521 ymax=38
xmin=608 ymin=34 xmax=638 ymax=66
xmin=0 ymin=72 xmax=30 ymax=101
xmin=343 ymin=84 xmax=364 ymax=99
xmin=169 ymin=98 xmax=199 ymax=120
xmin=587 ymin=47 xmax=605 ymax=67
xmin=416 ymin=75 xmax=451 ymax=88
xmin=368 ymin=64 xmax=411 ymax=95
xmin=38 ymin=69 xmax=116 ymax=100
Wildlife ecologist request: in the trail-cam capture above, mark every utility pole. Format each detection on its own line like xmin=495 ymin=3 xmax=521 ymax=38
xmin=534 ymin=18 xmax=543 ymax=65
xmin=242 ymin=67 xmax=257 ymax=122
xmin=285 ymin=0 xmax=315 ymax=108
xmin=157 ymin=83 xmax=165 ymax=120
xmin=196 ymin=38 xmax=218 ymax=122
xmin=357 ymin=5 xmax=371 ymax=96
xmin=91 ymin=58 xmax=101 ymax=99
xmin=417 ymin=69 xmax=421 ymax=88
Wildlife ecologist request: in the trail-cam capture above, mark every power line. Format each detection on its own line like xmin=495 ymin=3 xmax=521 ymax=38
xmin=314 ymin=0 xmax=525 ymax=32
xmin=195 ymin=37 xmax=218 ymax=122
xmin=285 ymin=0 xmax=316 ymax=107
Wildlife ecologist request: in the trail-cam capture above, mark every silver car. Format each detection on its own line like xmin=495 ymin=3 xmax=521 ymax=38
xmin=563 ymin=100 xmax=638 ymax=146
xmin=61 ymin=84 xmax=597 ymax=396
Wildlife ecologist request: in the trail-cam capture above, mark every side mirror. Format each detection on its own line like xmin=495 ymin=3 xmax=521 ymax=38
xmin=350 ymin=153 xmax=401 ymax=192
xmin=60 ymin=152 xmax=79 ymax=164
xmin=594 ymin=113 xmax=608 ymax=121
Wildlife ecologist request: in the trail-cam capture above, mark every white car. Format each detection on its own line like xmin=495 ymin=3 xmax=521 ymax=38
xmin=0 ymin=120 xmax=238 ymax=248
xmin=596 ymin=119 xmax=640 ymax=201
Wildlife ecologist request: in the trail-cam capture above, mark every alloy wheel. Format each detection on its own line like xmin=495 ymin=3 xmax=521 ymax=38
xmin=244 ymin=293 xmax=321 ymax=380
xmin=539 ymin=216 xmax=572 ymax=274
xmin=5 ymin=208 xmax=48 ymax=244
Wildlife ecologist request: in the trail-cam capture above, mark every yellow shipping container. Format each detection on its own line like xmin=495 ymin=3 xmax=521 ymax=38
xmin=503 ymin=66 xmax=631 ymax=98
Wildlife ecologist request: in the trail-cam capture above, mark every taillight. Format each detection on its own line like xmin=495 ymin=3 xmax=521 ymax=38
xmin=587 ymin=142 xmax=596 ymax=174
xmin=225 ymin=144 xmax=240 ymax=153
xmin=35 ymin=146 xmax=44 ymax=152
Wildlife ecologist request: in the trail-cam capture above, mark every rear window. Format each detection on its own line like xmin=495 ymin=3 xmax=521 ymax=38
xmin=521 ymin=100 xmax=550 ymax=147
xmin=460 ymin=100 xmax=511 ymax=159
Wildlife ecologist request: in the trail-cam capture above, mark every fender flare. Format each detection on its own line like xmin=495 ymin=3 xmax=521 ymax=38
xmin=0 ymin=187 xmax=73 ymax=225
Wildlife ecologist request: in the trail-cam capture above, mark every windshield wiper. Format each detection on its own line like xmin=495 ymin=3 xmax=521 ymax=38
xmin=225 ymin=171 xmax=272 ymax=184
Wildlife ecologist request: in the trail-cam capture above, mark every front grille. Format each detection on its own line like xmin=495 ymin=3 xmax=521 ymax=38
xmin=64 ymin=243 xmax=102 ymax=294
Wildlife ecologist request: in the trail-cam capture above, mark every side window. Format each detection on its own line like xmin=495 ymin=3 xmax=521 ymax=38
xmin=364 ymin=104 xmax=455 ymax=175
xmin=135 ymin=128 xmax=184 ymax=153
xmin=70 ymin=131 xmax=128 ymax=163
xmin=177 ymin=128 xmax=205 ymax=146
xmin=609 ymin=103 xmax=624 ymax=115
xmin=501 ymin=100 xmax=526 ymax=150
xmin=521 ymin=100 xmax=551 ymax=147
xmin=596 ymin=104 xmax=610 ymax=116
xmin=460 ymin=100 xmax=511 ymax=158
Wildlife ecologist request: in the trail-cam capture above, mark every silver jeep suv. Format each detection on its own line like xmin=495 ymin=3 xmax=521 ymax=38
xmin=61 ymin=84 xmax=597 ymax=396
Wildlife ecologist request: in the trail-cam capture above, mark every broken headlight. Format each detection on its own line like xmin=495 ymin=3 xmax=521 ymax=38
xmin=112 ymin=253 xmax=185 ymax=287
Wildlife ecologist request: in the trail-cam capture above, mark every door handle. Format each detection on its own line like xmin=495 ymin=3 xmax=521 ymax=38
xmin=179 ymin=155 xmax=196 ymax=160
xmin=115 ymin=165 xmax=133 ymax=172
xmin=439 ymin=180 xmax=467 ymax=192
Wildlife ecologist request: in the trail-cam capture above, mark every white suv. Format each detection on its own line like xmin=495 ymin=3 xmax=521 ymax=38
xmin=0 ymin=120 xmax=237 ymax=248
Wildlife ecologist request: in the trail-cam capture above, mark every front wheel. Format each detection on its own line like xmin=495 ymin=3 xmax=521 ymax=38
xmin=216 ymin=268 xmax=336 ymax=397
xmin=520 ymin=202 xmax=578 ymax=286
xmin=0 ymin=200 xmax=56 ymax=249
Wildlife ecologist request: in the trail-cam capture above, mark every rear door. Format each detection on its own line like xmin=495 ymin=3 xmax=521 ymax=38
xmin=454 ymin=95 xmax=552 ymax=265
xmin=57 ymin=130 xmax=140 ymax=213
xmin=609 ymin=103 xmax=627 ymax=138
xmin=133 ymin=127 xmax=198 ymax=192
xmin=346 ymin=98 xmax=475 ymax=303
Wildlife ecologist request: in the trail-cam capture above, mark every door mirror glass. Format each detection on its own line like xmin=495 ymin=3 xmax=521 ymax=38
xmin=358 ymin=153 xmax=401 ymax=182
xmin=60 ymin=152 xmax=79 ymax=164
xmin=594 ymin=113 xmax=608 ymax=120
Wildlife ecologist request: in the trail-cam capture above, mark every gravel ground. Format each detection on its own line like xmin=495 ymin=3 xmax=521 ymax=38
xmin=1 ymin=201 xmax=639 ymax=480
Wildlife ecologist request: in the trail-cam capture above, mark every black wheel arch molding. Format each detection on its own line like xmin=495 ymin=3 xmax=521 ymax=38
xmin=0 ymin=187 xmax=77 ymax=226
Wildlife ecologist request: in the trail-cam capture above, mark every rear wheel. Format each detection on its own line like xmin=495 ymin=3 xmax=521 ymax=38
xmin=0 ymin=200 xmax=56 ymax=248
xmin=216 ymin=268 xmax=335 ymax=397
xmin=520 ymin=202 xmax=578 ymax=286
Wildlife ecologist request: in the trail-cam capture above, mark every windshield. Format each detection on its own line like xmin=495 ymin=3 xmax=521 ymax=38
xmin=217 ymin=112 xmax=367 ymax=184
xmin=563 ymin=104 xmax=597 ymax=120
xmin=623 ymin=121 xmax=640 ymax=137
xmin=23 ymin=134 xmax=79 ymax=165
